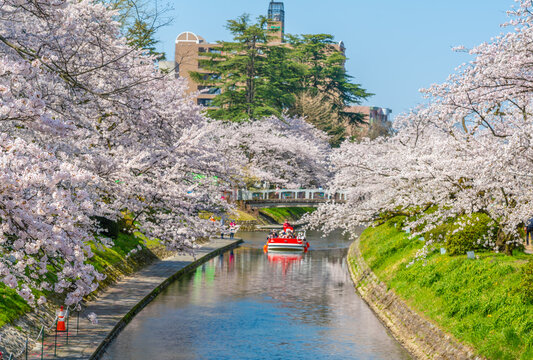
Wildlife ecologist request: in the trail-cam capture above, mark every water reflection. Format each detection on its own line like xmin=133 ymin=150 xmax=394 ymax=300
xmin=104 ymin=231 xmax=411 ymax=360
xmin=267 ymin=251 xmax=303 ymax=275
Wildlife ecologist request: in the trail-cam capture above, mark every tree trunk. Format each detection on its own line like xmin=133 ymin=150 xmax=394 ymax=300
xmin=496 ymin=228 xmax=514 ymax=255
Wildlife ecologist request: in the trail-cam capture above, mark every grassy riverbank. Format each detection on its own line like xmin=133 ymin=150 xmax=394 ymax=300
xmin=0 ymin=231 xmax=161 ymax=329
xmin=355 ymin=218 xmax=533 ymax=360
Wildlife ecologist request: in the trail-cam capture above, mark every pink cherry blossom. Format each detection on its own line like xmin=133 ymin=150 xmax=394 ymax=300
xmin=311 ymin=0 xmax=533 ymax=256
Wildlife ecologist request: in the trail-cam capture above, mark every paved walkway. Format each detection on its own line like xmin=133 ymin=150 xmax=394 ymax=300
xmin=29 ymin=238 xmax=242 ymax=360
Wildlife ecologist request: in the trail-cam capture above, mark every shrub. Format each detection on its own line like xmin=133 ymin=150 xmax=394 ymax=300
xmin=424 ymin=222 xmax=451 ymax=243
xmin=445 ymin=213 xmax=498 ymax=255
xmin=520 ymin=259 xmax=533 ymax=304
xmin=386 ymin=215 xmax=406 ymax=229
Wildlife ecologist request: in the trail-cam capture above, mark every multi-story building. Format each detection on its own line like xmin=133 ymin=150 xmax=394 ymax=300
xmin=174 ymin=31 xmax=222 ymax=107
xmin=171 ymin=0 xmax=393 ymax=128
xmin=347 ymin=106 xmax=392 ymax=125
xmin=345 ymin=106 xmax=393 ymax=137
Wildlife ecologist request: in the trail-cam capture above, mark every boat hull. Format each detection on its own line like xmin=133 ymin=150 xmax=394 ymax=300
xmin=265 ymin=237 xmax=308 ymax=252
xmin=267 ymin=243 xmax=306 ymax=251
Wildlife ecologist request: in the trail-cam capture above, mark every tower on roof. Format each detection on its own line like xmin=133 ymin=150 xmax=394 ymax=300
xmin=267 ymin=1 xmax=285 ymax=43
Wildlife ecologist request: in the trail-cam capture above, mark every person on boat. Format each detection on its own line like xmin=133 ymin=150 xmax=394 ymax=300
xmin=283 ymin=219 xmax=291 ymax=231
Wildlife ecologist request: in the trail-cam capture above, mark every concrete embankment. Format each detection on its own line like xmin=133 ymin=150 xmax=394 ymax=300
xmin=347 ymin=238 xmax=481 ymax=360
xmin=24 ymin=238 xmax=242 ymax=360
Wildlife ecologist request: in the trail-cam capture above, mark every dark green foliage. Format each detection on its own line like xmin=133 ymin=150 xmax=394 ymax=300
xmin=286 ymin=34 xmax=372 ymax=128
xmin=191 ymin=14 xmax=371 ymax=144
xmin=424 ymin=223 xmax=451 ymax=243
xmin=445 ymin=214 xmax=497 ymax=255
xmin=126 ymin=19 xmax=166 ymax=60
xmin=94 ymin=216 xmax=120 ymax=239
xmin=520 ymin=259 xmax=533 ymax=304
xmin=192 ymin=14 xmax=281 ymax=121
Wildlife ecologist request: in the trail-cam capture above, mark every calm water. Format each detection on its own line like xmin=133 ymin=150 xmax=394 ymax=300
xmin=104 ymin=230 xmax=411 ymax=360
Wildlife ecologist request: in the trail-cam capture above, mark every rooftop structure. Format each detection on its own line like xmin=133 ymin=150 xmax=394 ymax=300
xmin=267 ymin=1 xmax=285 ymax=43
xmin=176 ymin=31 xmax=205 ymax=44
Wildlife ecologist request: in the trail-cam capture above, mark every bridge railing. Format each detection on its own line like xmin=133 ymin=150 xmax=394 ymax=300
xmin=237 ymin=189 xmax=347 ymax=202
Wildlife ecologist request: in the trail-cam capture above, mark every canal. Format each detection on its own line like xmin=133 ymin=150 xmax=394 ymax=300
xmin=103 ymin=230 xmax=411 ymax=359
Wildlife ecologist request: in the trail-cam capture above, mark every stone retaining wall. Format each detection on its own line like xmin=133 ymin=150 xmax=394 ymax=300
xmin=347 ymin=238 xmax=483 ymax=360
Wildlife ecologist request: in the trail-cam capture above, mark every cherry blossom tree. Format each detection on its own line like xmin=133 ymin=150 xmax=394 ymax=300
xmin=0 ymin=133 xmax=104 ymax=304
xmin=0 ymin=0 xmax=331 ymax=306
xmin=312 ymin=0 xmax=533 ymax=255
xmin=0 ymin=0 xmax=234 ymax=304
xmin=212 ymin=115 xmax=331 ymax=189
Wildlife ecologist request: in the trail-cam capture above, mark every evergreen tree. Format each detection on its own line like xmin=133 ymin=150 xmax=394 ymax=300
xmin=191 ymin=15 xmax=371 ymax=146
xmin=192 ymin=15 xmax=276 ymax=121
xmin=287 ymin=34 xmax=372 ymax=127
xmin=102 ymin=0 xmax=168 ymax=60
xmin=126 ymin=18 xmax=166 ymax=59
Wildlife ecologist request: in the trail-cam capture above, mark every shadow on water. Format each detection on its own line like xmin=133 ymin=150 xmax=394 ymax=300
xmin=103 ymin=230 xmax=411 ymax=360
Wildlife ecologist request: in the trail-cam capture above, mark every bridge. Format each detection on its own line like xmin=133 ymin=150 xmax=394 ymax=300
xmin=236 ymin=188 xmax=346 ymax=208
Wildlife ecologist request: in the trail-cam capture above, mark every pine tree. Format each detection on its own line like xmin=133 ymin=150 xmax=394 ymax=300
xmin=126 ymin=19 xmax=166 ymax=59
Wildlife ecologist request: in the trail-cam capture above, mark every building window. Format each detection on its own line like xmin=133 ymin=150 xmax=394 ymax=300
xmin=202 ymin=74 xmax=221 ymax=81
xmin=198 ymin=47 xmax=207 ymax=53
xmin=198 ymin=98 xmax=214 ymax=107
xmin=198 ymin=86 xmax=221 ymax=95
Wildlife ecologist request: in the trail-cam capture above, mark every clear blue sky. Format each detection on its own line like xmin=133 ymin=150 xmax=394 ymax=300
xmin=155 ymin=0 xmax=515 ymax=119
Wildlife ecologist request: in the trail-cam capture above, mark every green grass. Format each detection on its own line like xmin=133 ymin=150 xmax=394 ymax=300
xmin=88 ymin=231 xmax=151 ymax=273
xmin=258 ymin=207 xmax=316 ymax=224
xmin=199 ymin=210 xmax=258 ymax=222
xmin=0 ymin=231 xmax=157 ymax=328
xmin=227 ymin=209 xmax=257 ymax=221
xmin=356 ymin=218 xmax=533 ymax=360
xmin=0 ymin=285 xmax=31 ymax=328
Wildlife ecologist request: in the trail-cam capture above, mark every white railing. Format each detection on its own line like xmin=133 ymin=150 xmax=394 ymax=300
xmin=237 ymin=189 xmax=347 ymax=201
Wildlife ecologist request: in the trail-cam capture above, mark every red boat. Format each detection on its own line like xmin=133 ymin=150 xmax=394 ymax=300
xmin=264 ymin=237 xmax=309 ymax=251
xmin=263 ymin=227 xmax=309 ymax=252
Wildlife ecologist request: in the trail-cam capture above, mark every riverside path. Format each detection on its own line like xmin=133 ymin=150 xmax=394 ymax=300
xmin=33 ymin=238 xmax=242 ymax=359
